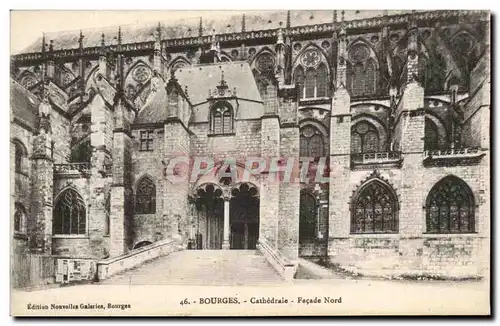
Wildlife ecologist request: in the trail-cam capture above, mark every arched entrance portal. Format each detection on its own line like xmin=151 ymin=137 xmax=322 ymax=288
xmin=194 ymin=184 xmax=224 ymax=249
xmin=230 ymin=183 xmax=260 ymax=249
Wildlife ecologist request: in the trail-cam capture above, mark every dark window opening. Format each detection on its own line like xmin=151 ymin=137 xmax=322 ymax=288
xmin=351 ymin=180 xmax=399 ymax=234
xmin=426 ymin=176 xmax=475 ymax=234
xmin=139 ymin=130 xmax=154 ymax=151
xmin=135 ymin=176 xmax=156 ymax=214
xmin=53 ymin=189 xmax=86 ymax=235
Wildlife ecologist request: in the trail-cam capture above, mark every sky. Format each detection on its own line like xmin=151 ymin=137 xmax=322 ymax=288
xmin=10 ymin=10 xmax=407 ymax=54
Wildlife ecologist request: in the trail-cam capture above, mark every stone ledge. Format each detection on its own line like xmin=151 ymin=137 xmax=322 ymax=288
xmin=256 ymin=237 xmax=297 ymax=283
xmin=96 ymin=237 xmax=182 ymax=281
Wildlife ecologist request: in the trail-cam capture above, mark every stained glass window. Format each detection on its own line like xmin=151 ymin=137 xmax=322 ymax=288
xmin=305 ymin=69 xmax=316 ymax=98
xmin=294 ymin=63 xmax=329 ymax=99
xmin=135 ymin=176 xmax=156 ymax=214
xmin=14 ymin=202 xmax=26 ymax=233
xmin=14 ymin=141 xmax=26 ymax=173
xmin=211 ymin=105 xmax=233 ymax=135
xmin=351 ymin=122 xmax=380 ymax=153
xmin=316 ymin=63 xmax=328 ymax=98
xmin=53 ymin=189 xmax=86 ymax=235
xmin=348 ymin=56 xmax=378 ymax=97
xmin=300 ymin=125 xmax=325 ymax=157
xmin=299 ymin=192 xmax=317 ymax=241
xmin=426 ymin=176 xmax=475 ymax=233
xmin=294 ymin=66 xmax=305 ymax=98
xmin=351 ymin=180 xmax=398 ymax=233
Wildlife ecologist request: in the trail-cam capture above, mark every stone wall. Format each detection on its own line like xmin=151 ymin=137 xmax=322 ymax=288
xmin=130 ymin=127 xmax=166 ymax=246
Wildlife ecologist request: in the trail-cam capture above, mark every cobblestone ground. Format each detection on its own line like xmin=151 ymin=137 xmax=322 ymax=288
xmin=99 ymin=250 xmax=284 ymax=286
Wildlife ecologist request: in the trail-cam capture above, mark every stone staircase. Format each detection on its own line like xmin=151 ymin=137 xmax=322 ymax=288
xmin=99 ymin=250 xmax=284 ymax=285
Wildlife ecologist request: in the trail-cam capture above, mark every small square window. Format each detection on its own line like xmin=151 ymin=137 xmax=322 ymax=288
xmin=139 ymin=130 xmax=154 ymax=151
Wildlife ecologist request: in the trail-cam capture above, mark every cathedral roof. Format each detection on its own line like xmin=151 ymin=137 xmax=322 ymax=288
xmin=18 ymin=10 xmax=413 ymax=54
xmin=10 ymin=78 xmax=39 ymax=129
xmin=176 ymin=61 xmax=261 ymax=105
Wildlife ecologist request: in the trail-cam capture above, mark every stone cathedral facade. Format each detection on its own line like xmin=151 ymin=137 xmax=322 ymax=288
xmin=11 ymin=10 xmax=490 ymax=280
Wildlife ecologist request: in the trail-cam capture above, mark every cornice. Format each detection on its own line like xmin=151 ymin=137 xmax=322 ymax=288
xmin=11 ymin=10 xmax=487 ymax=65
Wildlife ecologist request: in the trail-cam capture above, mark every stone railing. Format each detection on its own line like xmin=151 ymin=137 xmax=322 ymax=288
xmin=97 ymin=238 xmax=183 ymax=281
xmin=423 ymin=147 xmax=485 ymax=166
xmin=424 ymin=147 xmax=481 ymax=158
xmin=256 ymin=237 xmax=297 ymax=283
xmin=53 ymin=163 xmax=91 ymax=174
xmin=351 ymin=151 xmax=403 ymax=168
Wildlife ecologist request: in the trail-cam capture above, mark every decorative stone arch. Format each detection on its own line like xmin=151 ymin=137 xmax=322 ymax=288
xmin=250 ymin=46 xmax=276 ymax=68
xmin=18 ymin=70 xmax=39 ymax=90
xmin=346 ymin=37 xmax=381 ymax=70
xmin=292 ymin=42 xmax=331 ymax=71
xmin=133 ymin=240 xmax=153 ymax=250
xmin=299 ymin=118 xmax=328 ymax=136
xmin=194 ymin=182 xmax=224 ymax=197
xmin=348 ymin=170 xmax=400 ymax=234
xmin=168 ymin=56 xmax=191 ymax=72
xmin=191 ymin=161 xmax=260 ymax=197
xmin=124 ymin=59 xmax=153 ymax=83
xmin=84 ymin=65 xmax=100 ymax=91
xmin=229 ymin=181 xmax=260 ymax=198
xmin=351 ymin=113 xmax=388 ymax=152
xmin=134 ymin=173 xmax=156 ymax=191
xmin=425 ymin=112 xmax=449 ymax=150
xmin=219 ymin=51 xmax=232 ymax=62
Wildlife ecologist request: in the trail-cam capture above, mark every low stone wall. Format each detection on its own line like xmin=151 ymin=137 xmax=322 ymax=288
xmin=97 ymin=238 xmax=182 ymax=281
xmin=257 ymin=237 xmax=297 ymax=282
xmin=328 ymin=235 xmax=489 ymax=279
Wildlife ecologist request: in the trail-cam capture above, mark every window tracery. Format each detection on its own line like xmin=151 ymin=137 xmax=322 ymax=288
xmin=351 ymin=180 xmax=398 ymax=234
xmin=211 ymin=105 xmax=233 ymax=135
xmin=293 ymin=48 xmax=329 ymax=99
xmin=351 ymin=121 xmax=380 ymax=153
xmin=300 ymin=125 xmax=325 ymax=157
xmin=53 ymin=189 xmax=86 ymax=235
xmin=135 ymin=176 xmax=156 ymax=214
xmin=426 ymin=176 xmax=475 ymax=234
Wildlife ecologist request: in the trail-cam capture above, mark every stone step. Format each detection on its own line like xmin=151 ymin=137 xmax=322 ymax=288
xmin=100 ymin=249 xmax=283 ymax=286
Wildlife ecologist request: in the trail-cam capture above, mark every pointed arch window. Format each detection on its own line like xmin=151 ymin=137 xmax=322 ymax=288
xmin=14 ymin=140 xmax=27 ymax=174
xmin=14 ymin=202 xmax=27 ymax=233
xmin=300 ymin=125 xmax=325 ymax=157
xmin=53 ymin=189 xmax=86 ymax=235
xmin=351 ymin=121 xmax=380 ymax=153
xmin=425 ymin=118 xmax=440 ymax=151
xmin=426 ymin=176 xmax=475 ymax=234
xmin=210 ymin=104 xmax=233 ymax=135
xmin=351 ymin=180 xmax=399 ymax=234
xmin=347 ymin=43 xmax=378 ymax=97
xmin=299 ymin=192 xmax=317 ymax=241
xmin=294 ymin=66 xmax=305 ymax=98
xmin=316 ymin=63 xmax=328 ymax=98
xmin=135 ymin=176 xmax=156 ymax=214
xmin=294 ymin=64 xmax=329 ymax=99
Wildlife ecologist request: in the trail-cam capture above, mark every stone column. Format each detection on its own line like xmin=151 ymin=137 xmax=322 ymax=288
xmin=31 ymin=95 xmax=54 ymax=254
xmin=222 ymin=197 xmax=230 ymax=249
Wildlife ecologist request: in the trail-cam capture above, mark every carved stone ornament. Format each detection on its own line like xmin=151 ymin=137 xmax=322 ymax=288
xmin=133 ymin=65 xmax=151 ymax=83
